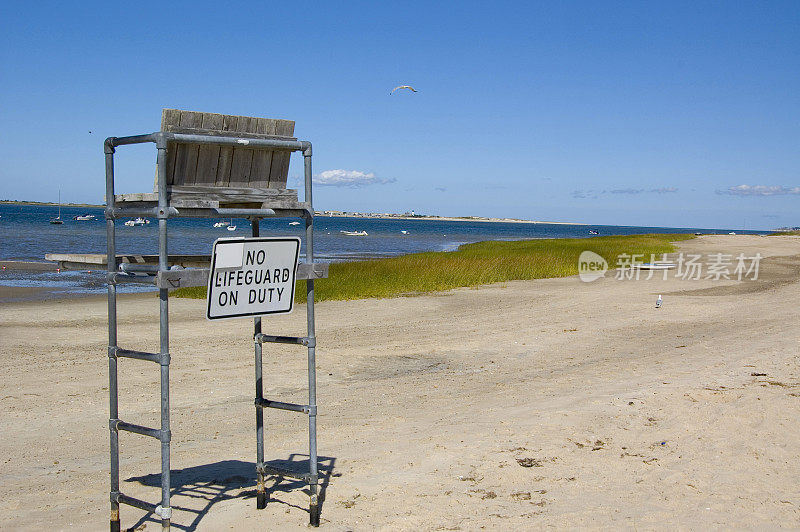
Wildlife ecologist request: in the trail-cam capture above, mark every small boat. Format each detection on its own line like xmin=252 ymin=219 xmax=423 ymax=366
xmin=227 ymin=225 xmax=237 ymax=231
xmin=340 ymin=230 xmax=368 ymax=236
xmin=728 ymin=232 xmax=736 ymax=235
xmin=73 ymin=214 xmax=96 ymax=221
xmin=588 ymin=230 xmax=599 ymax=235
xmin=289 ymin=221 xmax=301 ymax=226
xmin=49 ymin=191 xmax=64 ymax=224
xmin=635 ymin=262 xmax=677 ymax=271
xmin=124 ymin=217 xmax=149 ymax=227
xmin=400 ymin=230 xmax=409 ymax=235
xmin=213 ymin=221 xmax=230 ymax=228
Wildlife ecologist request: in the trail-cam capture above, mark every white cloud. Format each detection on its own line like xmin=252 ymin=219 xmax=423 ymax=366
xmin=313 ymin=169 xmax=396 ymax=187
xmin=610 ymin=188 xmax=645 ymax=194
xmin=651 ymin=187 xmax=678 ymax=193
xmin=720 ymin=185 xmax=800 ymax=196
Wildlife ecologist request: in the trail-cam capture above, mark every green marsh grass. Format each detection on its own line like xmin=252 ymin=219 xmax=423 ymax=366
xmin=173 ymin=233 xmax=694 ymax=303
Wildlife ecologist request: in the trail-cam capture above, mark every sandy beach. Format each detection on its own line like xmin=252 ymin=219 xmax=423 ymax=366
xmin=1 ymin=235 xmax=798 ymax=530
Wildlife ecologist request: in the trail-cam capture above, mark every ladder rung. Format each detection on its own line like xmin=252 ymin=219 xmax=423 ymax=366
xmin=109 ymin=272 xmax=158 ymax=285
xmin=119 ymin=263 xmax=160 ymax=274
xmin=255 ymin=398 xmax=309 ymax=413
xmin=255 ymin=334 xmax=314 ymax=347
xmin=116 ymin=493 xmax=157 ymax=513
xmin=115 ymin=348 xmax=162 ymax=363
xmin=115 ymin=420 xmax=168 ymax=441
xmin=258 ymin=464 xmax=312 ymax=482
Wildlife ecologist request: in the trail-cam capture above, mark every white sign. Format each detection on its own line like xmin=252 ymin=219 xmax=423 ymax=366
xmin=207 ymin=237 xmax=300 ymax=320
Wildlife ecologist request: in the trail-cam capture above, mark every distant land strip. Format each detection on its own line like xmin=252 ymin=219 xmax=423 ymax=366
xmin=0 ymin=200 xmax=581 ymax=225
xmin=1 ymin=200 xmax=103 ymax=208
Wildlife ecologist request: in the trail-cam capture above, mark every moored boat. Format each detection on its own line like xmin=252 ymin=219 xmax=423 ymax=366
xmin=49 ymin=190 xmax=64 ymax=224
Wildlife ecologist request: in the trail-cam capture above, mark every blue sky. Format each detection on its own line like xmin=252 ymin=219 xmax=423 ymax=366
xmin=1 ymin=1 xmax=797 ymax=229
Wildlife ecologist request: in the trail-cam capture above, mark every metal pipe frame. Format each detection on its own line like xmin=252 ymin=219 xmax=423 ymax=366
xmin=108 ymin=207 xmax=293 ymax=220
xmin=255 ymin=334 xmax=315 ymax=347
xmin=114 ymin=420 xmax=167 ymax=440
xmin=118 ymin=263 xmax=160 ymax=274
xmin=105 ymin=136 xmax=173 ymax=531
xmin=251 ymin=144 xmax=319 ymax=526
xmin=156 ymin=139 xmax=172 ymax=531
xmin=105 ymin=132 xmax=320 ymax=529
xmin=255 ymin=398 xmax=312 ymax=413
xmin=258 ymin=464 xmax=312 ymax=482
xmin=106 ymin=207 xmax=180 ymax=220
xmin=304 ymin=147 xmax=320 ymax=527
xmin=107 ymin=131 xmax=310 ymax=153
xmin=253 ymin=217 xmax=267 ymax=510
xmin=114 ymin=347 xmax=163 ymax=364
xmin=105 ymin=139 xmax=120 ymax=532
xmin=108 ymin=273 xmax=158 ymax=285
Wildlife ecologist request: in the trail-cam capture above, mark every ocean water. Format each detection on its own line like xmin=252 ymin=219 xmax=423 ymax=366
xmin=0 ymin=203 xmax=765 ymax=295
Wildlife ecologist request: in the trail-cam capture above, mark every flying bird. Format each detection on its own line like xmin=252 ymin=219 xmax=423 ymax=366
xmin=390 ymin=85 xmax=418 ymax=95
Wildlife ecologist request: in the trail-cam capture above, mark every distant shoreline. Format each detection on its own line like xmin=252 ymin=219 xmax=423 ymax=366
xmin=321 ymin=213 xmax=586 ymax=225
xmin=1 ymin=200 xmax=583 ymax=225
xmin=0 ymin=200 xmax=103 ymax=208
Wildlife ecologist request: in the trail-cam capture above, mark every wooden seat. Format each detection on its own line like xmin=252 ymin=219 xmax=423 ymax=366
xmin=115 ymin=109 xmax=305 ymax=210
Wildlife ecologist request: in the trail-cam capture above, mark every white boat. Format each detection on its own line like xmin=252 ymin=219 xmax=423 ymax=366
xmin=49 ymin=190 xmax=64 ymax=224
xmin=73 ymin=214 xmax=96 ymax=221
xmin=635 ymin=262 xmax=677 ymax=270
xmin=400 ymin=230 xmax=409 ymax=235
xmin=213 ymin=221 xmax=230 ymax=228
xmin=289 ymin=221 xmax=301 ymax=226
xmin=124 ymin=217 xmax=149 ymax=227
xmin=227 ymin=225 xmax=237 ymax=231
xmin=340 ymin=230 xmax=368 ymax=236
xmin=728 ymin=232 xmax=736 ymax=235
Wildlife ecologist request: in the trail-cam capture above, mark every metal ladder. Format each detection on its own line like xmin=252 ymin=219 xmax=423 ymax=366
xmin=252 ymin=212 xmax=321 ymax=527
xmin=104 ymin=134 xmax=320 ymax=530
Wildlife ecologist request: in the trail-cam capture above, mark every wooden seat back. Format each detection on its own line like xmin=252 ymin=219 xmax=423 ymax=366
xmin=161 ymin=109 xmax=296 ymax=190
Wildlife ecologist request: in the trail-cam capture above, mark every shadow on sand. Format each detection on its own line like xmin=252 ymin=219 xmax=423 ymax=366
xmin=123 ymin=455 xmax=336 ymax=531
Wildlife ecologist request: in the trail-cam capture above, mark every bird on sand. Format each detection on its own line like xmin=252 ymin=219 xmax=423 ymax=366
xmin=390 ymin=85 xmax=418 ymax=95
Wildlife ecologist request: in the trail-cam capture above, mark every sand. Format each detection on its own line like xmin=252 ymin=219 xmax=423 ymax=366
xmin=0 ymin=235 xmax=798 ymax=530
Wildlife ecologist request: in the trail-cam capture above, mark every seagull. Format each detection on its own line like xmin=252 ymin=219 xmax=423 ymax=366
xmin=390 ymin=85 xmax=418 ymax=95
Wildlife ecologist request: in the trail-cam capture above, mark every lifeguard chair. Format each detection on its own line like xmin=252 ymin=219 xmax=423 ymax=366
xmin=96 ymin=109 xmax=326 ymax=530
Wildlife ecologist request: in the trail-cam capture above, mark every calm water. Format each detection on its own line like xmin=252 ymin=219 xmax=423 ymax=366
xmin=0 ymin=203 xmax=764 ymax=294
